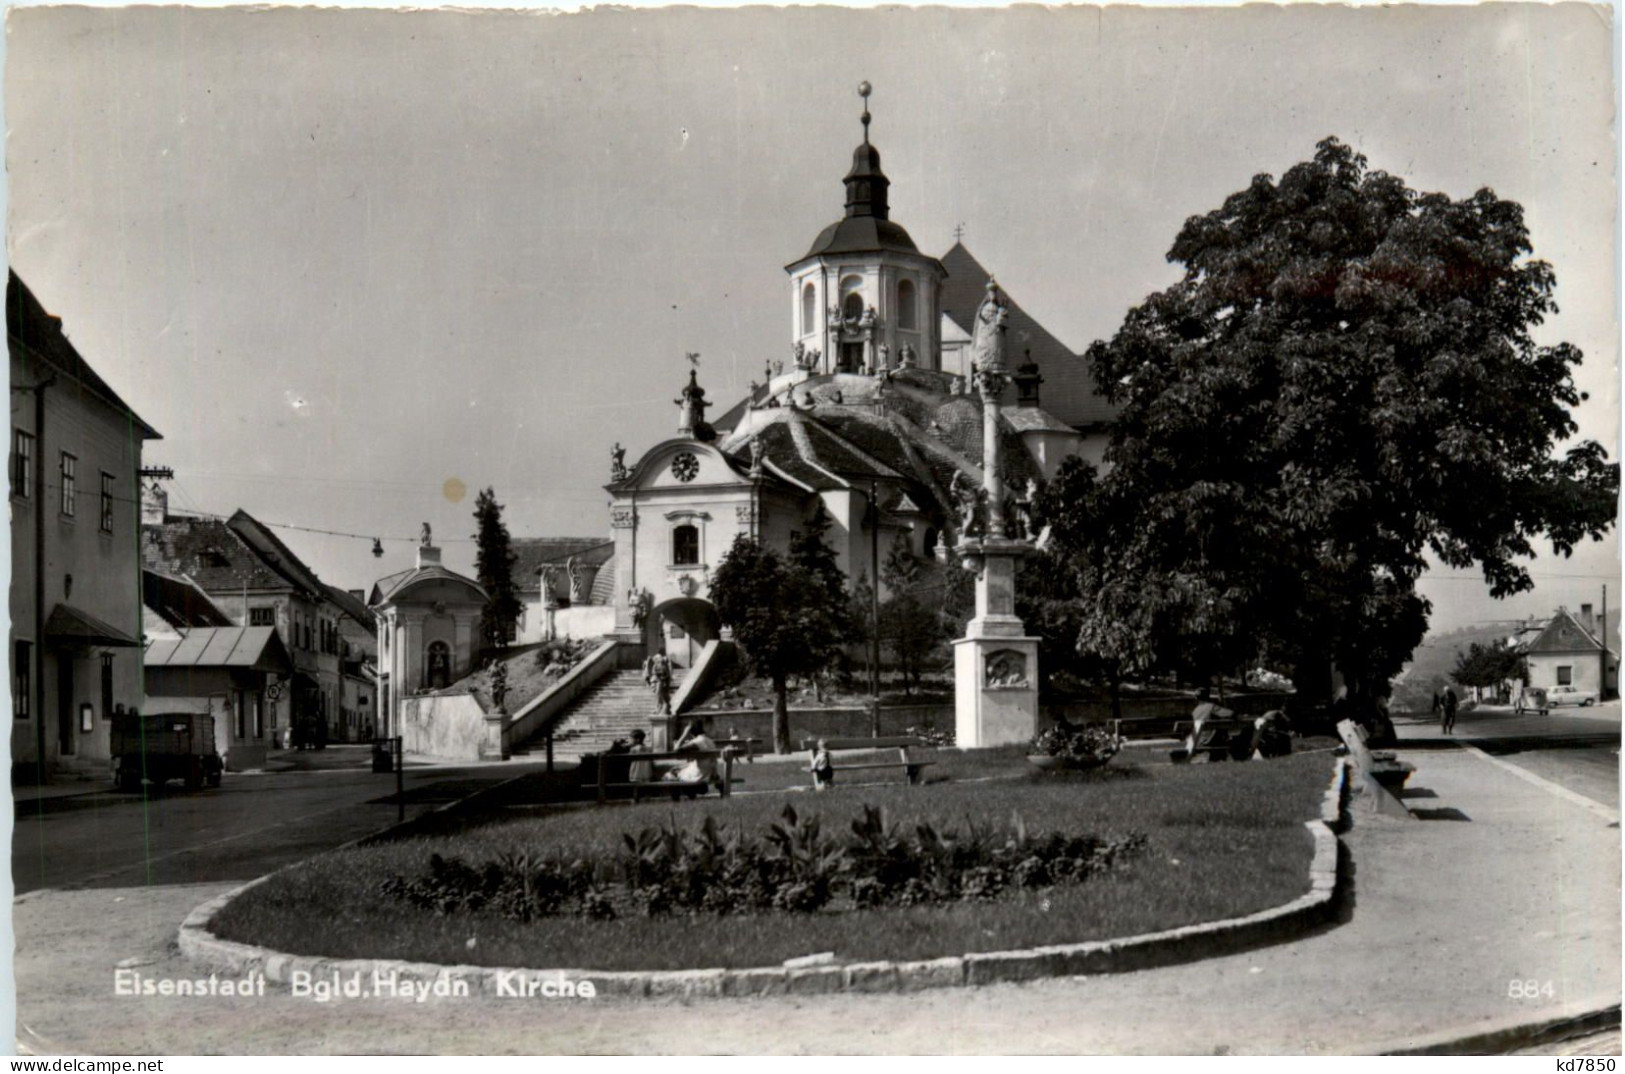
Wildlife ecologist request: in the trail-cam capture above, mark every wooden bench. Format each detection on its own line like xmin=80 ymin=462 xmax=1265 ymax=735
xmin=594 ymin=748 xmax=740 ymax=804
xmin=798 ymin=736 xmax=936 ymax=787
xmin=1337 ymin=719 xmax=1415 ymax=790
xmin=710 ymin=736 xmax=763 ymax=763
xmin=1170 ymin=706 xmax=1256 ymax=763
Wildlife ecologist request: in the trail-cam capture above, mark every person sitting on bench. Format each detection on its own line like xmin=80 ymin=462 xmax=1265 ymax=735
xmin=665 ymin=719 xmax=722 ymax=793
xmin=627 ymin=729 xmax=653 ymax=784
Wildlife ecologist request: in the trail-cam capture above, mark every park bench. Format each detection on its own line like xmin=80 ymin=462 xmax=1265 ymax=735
xmin=798 ymin=736 xmax=935 ymax=787
xmin=1336 ymin=719 xmax=1415 ymax=790
xmin=594 ymin=748 xmax=741 ymax=804
xmin=1170 ymin=705 xmax=1256 ymax=763
xmin=711 ymin=736 xmax=764 ymax=762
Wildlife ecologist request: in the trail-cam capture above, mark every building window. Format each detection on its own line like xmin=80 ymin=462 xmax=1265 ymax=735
xmin=843 ymin=290 xmax=865 ymax=322
xmin=12 ymin=430 xmax=34 ymax=500
xmin=673 ymin=523 xmax=700 ymax=566
xmin=250 ymin=607 xmax=275 ymax=627
xmin=59 ymin=452 xmax=76 ymax=517
xmin=1557 ymin=665 xmax=1573 ymax=686
xmin=801 ymin=281 xmax=817 ymax=337
xmin=14 ymin=641 xmax=31 ymax=720
xmin=100 ymin=654 xmax=113 ymax=721
xmin=234 ymin=693 xmax=246 ymax=739
xmin=100 ymin=473 xmax=115 ymax=534
xmin=898 ymin=278 xmax=917 ymax=330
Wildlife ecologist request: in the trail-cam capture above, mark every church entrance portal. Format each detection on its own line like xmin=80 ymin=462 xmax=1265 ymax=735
xmin=645 ymin=598 xmax=719 ymax=671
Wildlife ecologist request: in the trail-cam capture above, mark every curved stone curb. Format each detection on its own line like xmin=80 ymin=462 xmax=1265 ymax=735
xmin=1379 ymin=1002 xmax=1621 ymax=1056
xmin=181 ymin=757 xmax=1351 ymax=999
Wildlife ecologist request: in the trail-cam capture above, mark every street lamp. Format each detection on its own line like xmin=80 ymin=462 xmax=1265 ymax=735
xmin=863 ymin=481 xmax=881 ymax=736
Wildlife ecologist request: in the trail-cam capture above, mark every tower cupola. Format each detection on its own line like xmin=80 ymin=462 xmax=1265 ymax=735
xmin=843 ymin=82 xmax=890 ymax=221
xmin=785 ymin=82 xmax=947 ymax=378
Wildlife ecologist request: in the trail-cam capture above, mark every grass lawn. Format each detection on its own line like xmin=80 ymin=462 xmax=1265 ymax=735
xmin=212 ymin=749 xmax=1335 ymax=972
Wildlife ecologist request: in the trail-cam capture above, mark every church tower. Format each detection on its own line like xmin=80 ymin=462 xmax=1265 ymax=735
xmin=785 ymin=83 xmax=946 ymax=377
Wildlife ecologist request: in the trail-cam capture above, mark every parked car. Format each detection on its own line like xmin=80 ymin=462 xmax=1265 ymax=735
xmin=1514 ymin=686 xmax=1549 ymax=716
xmin=110 ymin=709 xmax=223 ymax=792
xmin=1547 ymin=685 xmax=1598 ymax=707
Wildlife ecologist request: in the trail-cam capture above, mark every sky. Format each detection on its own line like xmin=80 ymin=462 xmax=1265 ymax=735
xmin=5 ymin=2 xmax=1618 ymax=633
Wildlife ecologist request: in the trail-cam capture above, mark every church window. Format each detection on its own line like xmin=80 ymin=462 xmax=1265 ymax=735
xmin=897 ymin=278 xmax=917 ymax=330
xmin=843 ymin=291 xmax=865 ymax=322
xmin=801 ymin=282 xmax=817 ymax=336
xmin=673 ymin=524 xmax=700 ymax=566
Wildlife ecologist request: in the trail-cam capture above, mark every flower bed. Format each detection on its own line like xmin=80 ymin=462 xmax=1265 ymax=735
xmin=211 ymin=751 xmax=1335 ymax=971
xmin=381 ymin=804 xmax=1145 ymax=921
xmin=1029 ymin=724 xmax=1122 ymax=768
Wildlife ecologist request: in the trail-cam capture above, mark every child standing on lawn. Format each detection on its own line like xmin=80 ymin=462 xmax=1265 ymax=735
xmin=810 ymin=739 xmax=834 ymax=790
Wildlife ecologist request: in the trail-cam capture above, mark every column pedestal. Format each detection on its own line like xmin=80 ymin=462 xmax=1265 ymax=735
xmin=953 ymin=538 xmax=1040 ymax=749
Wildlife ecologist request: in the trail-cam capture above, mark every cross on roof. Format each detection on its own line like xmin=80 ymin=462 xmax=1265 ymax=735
xmin=953 ymin=223 xmax=966 ymax=242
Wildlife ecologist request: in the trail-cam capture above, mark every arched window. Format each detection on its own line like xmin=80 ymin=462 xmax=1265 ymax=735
xmin=801 ymin=282 xmax=817 ymax=337
xmin=897 ymin=278 xmax=917 ymax=331
xmin=840 ymin=276 xmax=865 ymax=322
xmin=673 ymin=524 xmax=700 ymax=566
xmin=425 ymin=641 xmax=451 ymax=690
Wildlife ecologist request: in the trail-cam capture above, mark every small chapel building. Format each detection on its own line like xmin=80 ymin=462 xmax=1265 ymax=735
xmin=598 ymin=86 xmax=1113 ymax=671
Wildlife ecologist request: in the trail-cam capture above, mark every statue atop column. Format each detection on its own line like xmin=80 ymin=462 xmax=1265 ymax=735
xmin=420 ymin=522 xmax=432 ymax=548
xmin=971 ymin=278 xmax=1009 ymax=387
xmin=610 ymin=442 xmax=629 ymax=482
xmin=951 ymin=277 xmax=1039 ymax=748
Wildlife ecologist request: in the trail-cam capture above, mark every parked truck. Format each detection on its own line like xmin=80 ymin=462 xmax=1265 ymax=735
xmin=110 ymin=710 xmax=224 ymax=793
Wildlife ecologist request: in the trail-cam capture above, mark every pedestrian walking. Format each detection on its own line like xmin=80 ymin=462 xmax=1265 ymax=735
xmin=1442 ymin=686 xmax=1458 ymax=735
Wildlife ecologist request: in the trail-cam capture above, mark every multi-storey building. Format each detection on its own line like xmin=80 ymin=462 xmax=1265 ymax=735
xmin=8 ymin=272 xmax=160 ymax=779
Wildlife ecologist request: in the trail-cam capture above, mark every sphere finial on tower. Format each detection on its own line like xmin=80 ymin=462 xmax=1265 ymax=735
xmin=858 ymin=80 xmax=872 ymax=144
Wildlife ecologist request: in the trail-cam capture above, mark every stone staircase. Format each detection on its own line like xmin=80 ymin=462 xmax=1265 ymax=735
xmin=512 ymin=667 xmax=685 ymax=761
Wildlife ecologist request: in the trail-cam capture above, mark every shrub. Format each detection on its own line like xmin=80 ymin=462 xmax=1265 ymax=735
xmin=1031 ymin=725 xmax=1122 ymax=767
xmin=380 ymin=803 xmax=1144 ymax=922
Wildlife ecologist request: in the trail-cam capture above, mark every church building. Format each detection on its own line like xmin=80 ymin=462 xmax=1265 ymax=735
xmin=595 ymin=86 xmax=1113 ymax=671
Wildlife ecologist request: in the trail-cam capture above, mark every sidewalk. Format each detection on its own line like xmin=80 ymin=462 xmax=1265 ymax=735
xmin=13 ymin=740 xmax=1620 ymax=1053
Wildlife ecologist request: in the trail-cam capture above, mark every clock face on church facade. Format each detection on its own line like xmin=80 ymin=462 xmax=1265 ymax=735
xmin=671 ymin=452 xmax=700 ymax=482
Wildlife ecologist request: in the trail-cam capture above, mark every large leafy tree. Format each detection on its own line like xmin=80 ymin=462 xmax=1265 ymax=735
xmin=472 ymin=487 xmax=522 ymax=652
xmin=1078 ymin=138 xmax=1616 ymax=702
xmin=711 ymin=524 xmax=850 ymax=753
xmin=1450 ymin=642 xmax=1528 ymax=692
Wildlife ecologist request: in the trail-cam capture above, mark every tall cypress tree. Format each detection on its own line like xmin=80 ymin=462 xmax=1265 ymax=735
xmin=472 ymin=487 xmax=521 ymax=652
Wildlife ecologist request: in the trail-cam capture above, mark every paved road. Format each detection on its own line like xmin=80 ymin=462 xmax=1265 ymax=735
xmin=1395 ymin=700 xmax=1619 ymax=816
xmin=12 ymin=747 xmax=534 ymax=895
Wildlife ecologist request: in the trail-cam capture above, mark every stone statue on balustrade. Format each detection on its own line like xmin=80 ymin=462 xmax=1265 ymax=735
xmin=488 ymin=659 xmax=509 ymax=714
xmin=629 ymin=587 xmax=653 ymax=630
xmin=610 ymin=442 xmax=629 ymax=482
